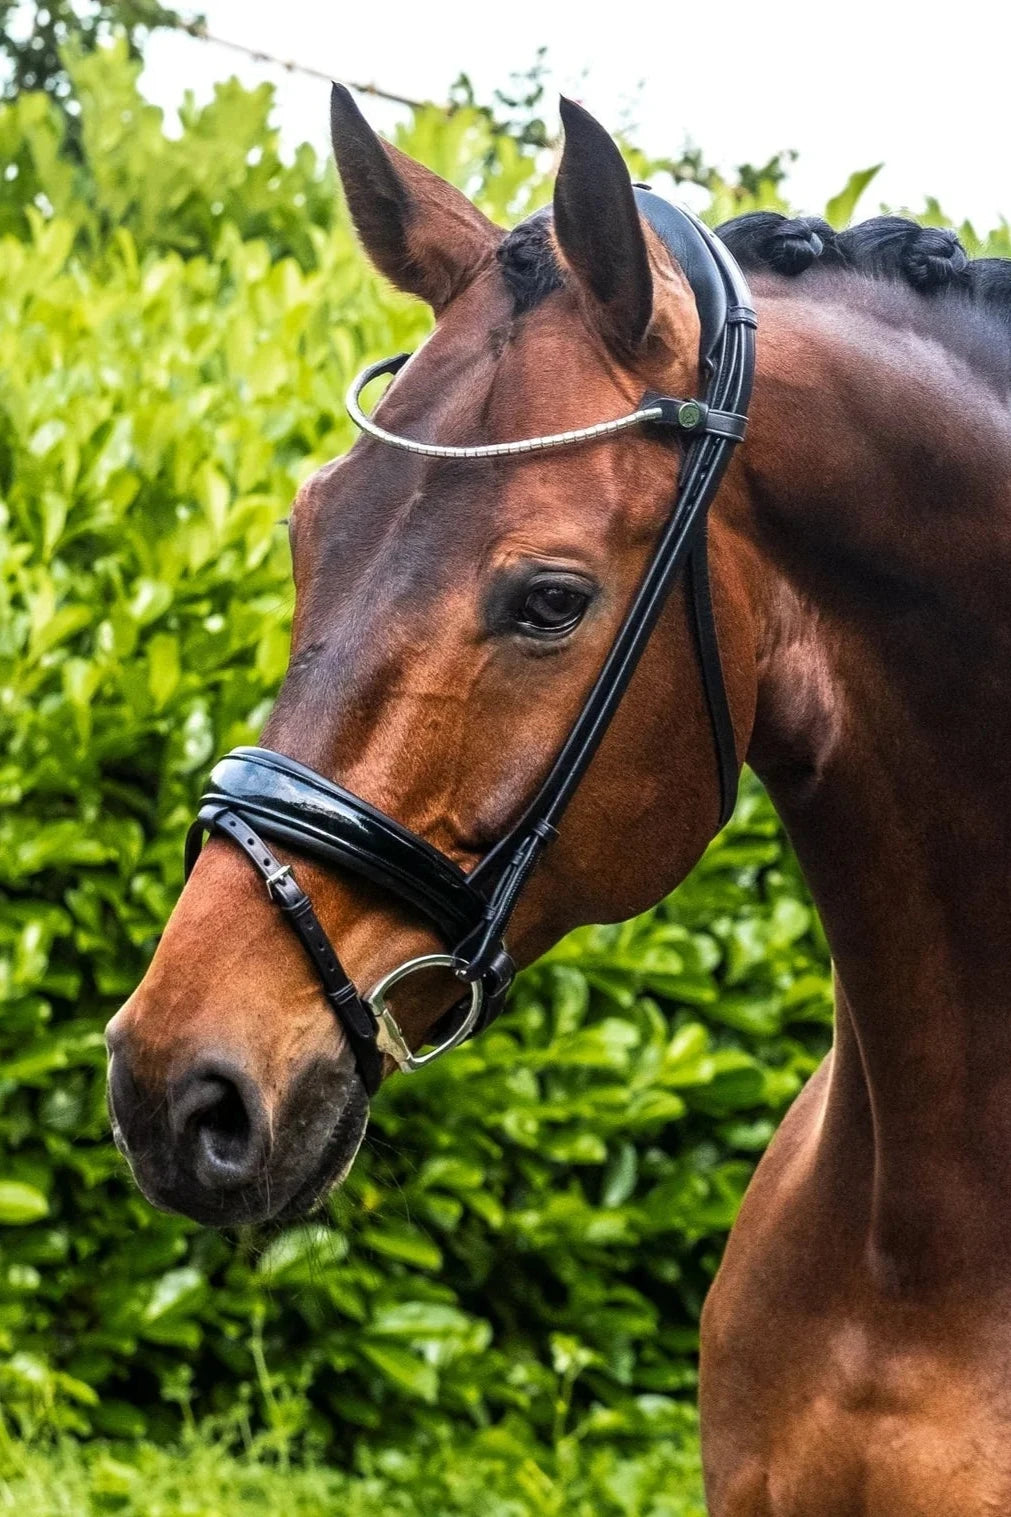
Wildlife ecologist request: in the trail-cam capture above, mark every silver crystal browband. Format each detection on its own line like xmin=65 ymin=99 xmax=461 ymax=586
xmin=345 ymin=353 xmax=747 ymax=461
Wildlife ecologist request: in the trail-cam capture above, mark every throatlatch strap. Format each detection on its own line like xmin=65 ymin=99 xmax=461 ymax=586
xmin=187 ymin=806 xmax=383 ymax=1094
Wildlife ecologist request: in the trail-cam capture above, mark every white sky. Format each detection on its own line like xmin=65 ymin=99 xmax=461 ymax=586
xmin=142 ymin=0 xmax=1011 ymax=231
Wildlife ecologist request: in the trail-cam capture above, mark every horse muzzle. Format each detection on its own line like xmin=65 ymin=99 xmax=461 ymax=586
xmin=105 ymin=1013 xmax=368 ymax=1226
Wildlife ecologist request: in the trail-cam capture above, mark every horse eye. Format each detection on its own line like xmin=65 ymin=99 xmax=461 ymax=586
xmin=516 ymin=578 xmax=591 ymax=637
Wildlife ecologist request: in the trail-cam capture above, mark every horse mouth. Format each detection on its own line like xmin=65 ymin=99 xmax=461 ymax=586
xmin=108 ymin=1051 xmax=371 ymax=1228
xmin=270 ymin=1076 xmax=370 ymax=1223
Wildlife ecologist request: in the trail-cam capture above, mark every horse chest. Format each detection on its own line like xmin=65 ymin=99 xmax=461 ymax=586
xmin=701 ymin=1071 xmax=1011 ymax=1517
xmin=783 ymin=1355 xmax=1010 ymax=1514
xmin=706 ymin=1315 xmax=1011 ymax=1515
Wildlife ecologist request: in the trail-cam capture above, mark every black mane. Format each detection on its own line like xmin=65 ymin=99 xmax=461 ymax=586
xmin=716 ymin=211 xmax=1011 ymax=386
xmin=495 ymin=204 xmax=1011 ymax=387
xmin=496 ymin=208 xmax=564 ymax=315
xmin=715 ymin=212 xmax=975 ymax=291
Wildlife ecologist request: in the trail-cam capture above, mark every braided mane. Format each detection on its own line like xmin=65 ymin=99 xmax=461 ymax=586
xmin=717 ymin=211 xmax=1011 ymax=385
xmin=497 ymin=204 xmax=1011 ymax=383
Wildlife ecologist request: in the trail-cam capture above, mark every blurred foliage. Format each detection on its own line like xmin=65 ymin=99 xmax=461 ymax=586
xmin=1 ymin=34 xmax=1007 ymax=1468
xmin=1 ymin=1410 xmax=707 ymax=1517
xmin=0 ymin=1 xmax=190 ymax=104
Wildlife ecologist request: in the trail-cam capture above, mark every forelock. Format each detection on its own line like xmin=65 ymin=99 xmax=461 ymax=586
xmin=496 ymin=208 xmax=565 ymax=316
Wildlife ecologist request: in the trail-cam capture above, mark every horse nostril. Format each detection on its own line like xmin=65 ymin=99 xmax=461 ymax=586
xmin=170 ymin=1064 xmax=269 ymax=1191
xmin=195 ymin=1080 xmax=250 ymax=1164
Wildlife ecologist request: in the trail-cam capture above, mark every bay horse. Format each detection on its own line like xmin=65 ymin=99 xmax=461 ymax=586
xmin=106 ymin=90 xmax=1011 ymax=1514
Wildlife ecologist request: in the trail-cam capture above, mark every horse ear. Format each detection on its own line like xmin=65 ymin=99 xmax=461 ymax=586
xmin=553 ymin=97 xmax=653 ymax=355
xmin=330 ymin=84 xmax=501 ymax=314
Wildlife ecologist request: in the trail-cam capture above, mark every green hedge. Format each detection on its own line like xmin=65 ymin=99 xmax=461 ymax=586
xmin=3 ymin=39 xmax=989 ymax=1459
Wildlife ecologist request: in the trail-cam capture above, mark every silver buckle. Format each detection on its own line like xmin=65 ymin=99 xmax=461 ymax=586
xmin=366 ymin=953 xmax=484 ymax=1073
xmin=264 ymin=863 xmax=293 ymax=898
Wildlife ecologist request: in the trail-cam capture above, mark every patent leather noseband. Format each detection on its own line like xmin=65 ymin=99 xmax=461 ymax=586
xmin=185 ymin=194 xmax=756 ymax=1096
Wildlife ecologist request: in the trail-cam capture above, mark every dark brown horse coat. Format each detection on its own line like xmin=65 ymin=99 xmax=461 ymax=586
xmin=107 ymin=93 xmax=1011 ymax=1514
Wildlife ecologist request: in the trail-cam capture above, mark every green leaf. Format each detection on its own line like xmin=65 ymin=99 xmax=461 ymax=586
xmin=359 ymin=1342 xmax=438 ymax=1402
xmin=257 ymin=1224 xmax=348 ymax=1281
xmin=147 ymin=632 xmax=180 ymax=709
xmin=143 ymin=1268 xmax=206 ymax=1324
xmin=0 ymin=1182 xmax=49 ymax=1225
xmin=127 ymin=578 xmax=173 ymax=626
xmin=601 ymin=1143 xmax=638 ymax=1208
xmin=368 ymin=1302 xmax=473 ymax=1338
xmin=360 ymin=1224 xmax=443 ymax=1271
xmin=825 ymin=164 xmax=883 ymax=227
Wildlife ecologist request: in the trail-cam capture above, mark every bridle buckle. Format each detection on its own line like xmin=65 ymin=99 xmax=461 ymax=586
xmin=265 ymin=863 xmax=293 ymax=898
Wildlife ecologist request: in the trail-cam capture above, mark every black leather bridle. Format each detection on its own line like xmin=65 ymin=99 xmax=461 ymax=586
xmin=184 ymin=194 xmax=756 ymax=1096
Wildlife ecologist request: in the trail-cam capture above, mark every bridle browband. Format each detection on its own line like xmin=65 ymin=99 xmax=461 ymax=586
xmin=184 ymin=193 xmax=756 ymax=1097
xmin=346 ymin=357 xmax=748 ymax=458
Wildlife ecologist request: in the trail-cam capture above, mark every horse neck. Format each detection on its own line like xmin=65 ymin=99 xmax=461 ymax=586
xmin=731 ymin=282 xmax=1011 ymax=1274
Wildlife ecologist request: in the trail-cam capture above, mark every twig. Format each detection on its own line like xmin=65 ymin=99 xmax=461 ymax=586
xmin=179 ymin=18 xmax=442 ymax=114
